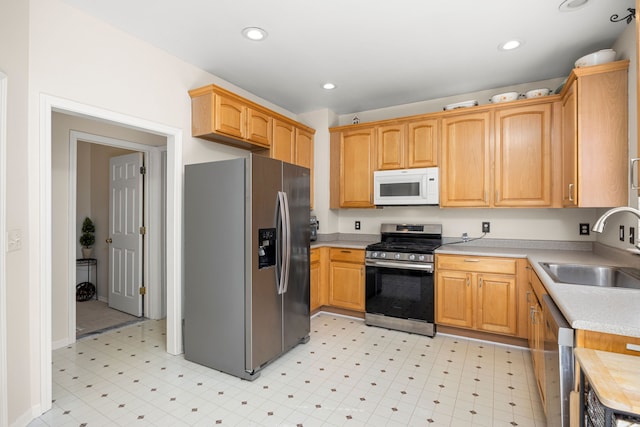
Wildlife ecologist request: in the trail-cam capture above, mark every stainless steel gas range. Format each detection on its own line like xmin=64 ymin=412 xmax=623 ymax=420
xmin=364 ymin=224 xmax=442 ymax=337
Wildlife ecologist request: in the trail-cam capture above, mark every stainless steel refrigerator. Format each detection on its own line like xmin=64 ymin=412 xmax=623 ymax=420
xmin=183 ymin=154 xmax=310 ymax=380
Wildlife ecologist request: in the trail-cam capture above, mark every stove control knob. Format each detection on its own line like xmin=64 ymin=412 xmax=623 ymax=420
xmin=372 ymin=252 xmax=379 ymax=258
xmin=409 ymin=254 xmax=416 ymax=261
xmin=380 ymin=252 xmax=387 ymax=258
xmin=394 ymin=253 xmax=401 ymax=260
xmin=419 ymin=255 xmax=425 ymax=261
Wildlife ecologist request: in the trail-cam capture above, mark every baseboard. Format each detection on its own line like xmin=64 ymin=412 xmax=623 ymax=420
xmin=52 ymin=337 xmax=71 ymax=350
xmin=10 ymin=403 xmax=42 ymax=427
xmin=437 ymin=325 xmax=528 ymax=348
xmin=311 ymin=306 xmax=364 ymax=319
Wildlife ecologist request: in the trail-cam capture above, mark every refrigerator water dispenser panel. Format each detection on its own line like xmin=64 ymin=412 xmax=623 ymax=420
xmin=258 ymin=228 xmax=276 ymax=269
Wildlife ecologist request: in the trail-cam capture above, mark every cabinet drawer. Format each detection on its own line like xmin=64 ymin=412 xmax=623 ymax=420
xmin=329 ymin=248 xmax=364 ymax=263
xmin=576 ymin=330 xmax=640 ymax=356
xmin=310 ymin=248 xmax=320 ymax=262
xmin=436 ymin=254 xmax=517 ymax=274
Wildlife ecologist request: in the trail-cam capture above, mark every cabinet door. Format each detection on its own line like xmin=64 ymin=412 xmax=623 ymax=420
xmin=440 ymin=112 xmax=491 ymax=207
xmin=532 ymin=299 xmax=545 ymax=406
xmin=494 ymin=104 xmax=552 ymax=207
xmin=435 ymin=270 xmax=473 ymax=328
xmin=246 ymin=108 xmax=271 ymax=147
xmin=272 ymin=119 xmax=295 ymax=163
xmin=476 ymin=273 xmax=517 ymax=335
xmin=295 ymin=129 xmax=314 ymax=209
xmin=377 ymin=124 xmax=405 ymax=170
xmin=310 ymin=249 xmax=321 ymax=311
xmin=329 ymin=261 xmax=364 ymax=311
xmin=340 ymin=128 xmax=376 ymax=208
xmin=561 ymin=83 xmax=578 ymax=207
xmin=214 ymin=93 xmax=245 ymax=138
xmin=408 ymin=118 xmax=438 ymax=168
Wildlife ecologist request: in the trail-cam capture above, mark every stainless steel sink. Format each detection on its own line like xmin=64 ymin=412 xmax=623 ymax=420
xmin=539 ymin=262 xmax=640 ymax=289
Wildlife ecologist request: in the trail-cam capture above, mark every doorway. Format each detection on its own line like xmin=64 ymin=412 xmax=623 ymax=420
xmin=40 ymin=95 xmax=183 ymax=414
xmin=64 ymin=127 xmax=166 ymax=341
xmin=74 ymin=139 xmax=152 ymax=338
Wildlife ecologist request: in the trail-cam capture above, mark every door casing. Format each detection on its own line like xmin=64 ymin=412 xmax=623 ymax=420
xmin=39 ymin=95 xmax=183 ymax=415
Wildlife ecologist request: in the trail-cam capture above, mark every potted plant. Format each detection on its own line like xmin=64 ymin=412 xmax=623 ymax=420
xmin=79 ymin=217 xmax=96 ymax=259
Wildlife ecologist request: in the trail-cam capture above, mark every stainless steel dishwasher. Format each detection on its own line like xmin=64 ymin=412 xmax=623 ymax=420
xmin=542 ymin=294 xmax=575 ymax=427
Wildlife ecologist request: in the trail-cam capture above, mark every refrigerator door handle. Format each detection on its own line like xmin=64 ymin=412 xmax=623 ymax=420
xmin=281 ymin=191 xmax=291 ymax=294
xmin=276 ymin=191 xmax=290 ymax=295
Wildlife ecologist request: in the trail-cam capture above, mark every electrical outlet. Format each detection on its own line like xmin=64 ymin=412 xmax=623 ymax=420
xmin=355 ymin=221 xmax=361 ymax=230
xmin=630 ymin=227 xmax=635 ymax=245
xmin=620 ymin=225 xmax=625 ymax=242
xmin=482 ymin=222 xmax=490 ymax=233
xmin=579 ymin=223 xmax=590 ymax=235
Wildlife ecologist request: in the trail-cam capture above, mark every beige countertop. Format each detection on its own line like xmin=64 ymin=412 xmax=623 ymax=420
xmin=437 ymin=242 xmax=640 ymax=338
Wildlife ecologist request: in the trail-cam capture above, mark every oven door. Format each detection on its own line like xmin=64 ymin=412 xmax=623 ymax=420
xmin=365 ymin=260 xmax=434 ymax=323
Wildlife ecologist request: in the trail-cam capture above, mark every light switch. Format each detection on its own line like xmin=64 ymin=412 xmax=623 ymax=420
xmin=7 ymin=228 xmax=21 ymax=252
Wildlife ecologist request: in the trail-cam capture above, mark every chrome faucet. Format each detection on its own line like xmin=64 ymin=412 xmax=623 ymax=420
xmin=592 ymin=206 xmax=640 ymax=249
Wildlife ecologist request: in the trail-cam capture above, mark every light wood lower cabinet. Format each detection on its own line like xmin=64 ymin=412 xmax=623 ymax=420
xmin=435 ymin=254 xmax=518 ymax=336
xmin=310 ymin=247 xmax=328 ymax=311
xmin=328 ymin=248 xmax=365 ymax=311
xmin=526 ymin=265 xmax=546 ymax=409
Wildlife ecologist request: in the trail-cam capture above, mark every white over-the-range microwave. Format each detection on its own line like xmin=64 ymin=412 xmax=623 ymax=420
xmin=373 ymin=167 xmax=439 ymax=206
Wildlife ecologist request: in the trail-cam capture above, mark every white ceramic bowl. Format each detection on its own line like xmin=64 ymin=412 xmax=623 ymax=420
xmin=525 ymin=88 xmax=551 ymax=99
xmin=490 ymin=92 xmax=519 ymax=103
xmin=444 ymin=99 xmax=478 ymax=110
xmin=575 ymin=49 xmax=616 ymax=68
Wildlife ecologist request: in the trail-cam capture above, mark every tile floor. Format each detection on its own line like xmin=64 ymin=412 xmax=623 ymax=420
xmin=30 ymin=313 xmax=546 ymax=426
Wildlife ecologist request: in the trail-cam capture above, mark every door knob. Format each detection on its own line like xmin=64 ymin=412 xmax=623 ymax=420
xmin=106 ymin=238 xmax=112 ymax=244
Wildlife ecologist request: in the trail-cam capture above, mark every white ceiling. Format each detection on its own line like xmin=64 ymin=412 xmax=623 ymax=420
xmin=60 ymin=0 xmax=635 ymax=115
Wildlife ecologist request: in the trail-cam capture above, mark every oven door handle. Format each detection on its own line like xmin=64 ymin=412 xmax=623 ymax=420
xmin=366 ymin=259 xmax=434 ymax=272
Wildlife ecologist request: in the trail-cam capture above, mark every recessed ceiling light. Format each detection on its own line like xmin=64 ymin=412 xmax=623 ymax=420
xmin=498 ymin=39 xmax=523 ymax=51
xmin=323 ymin=83 xmax=336 ymax=90
xmin=559 ymin=0 xmax=589 ymax=12
xmin=242 ymin=27 xmax=267 ymax=41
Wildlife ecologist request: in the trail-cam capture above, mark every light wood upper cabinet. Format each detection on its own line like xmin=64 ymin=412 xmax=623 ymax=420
xmin=376 ymin=119 xmax=438 ymax=170
xmin=189 ymin=84 xmax=315 ymax=156
xmin=440 ymin=111 xmax=492 ymax=207
xmin=272 ymin=119 xmax=295 ymax=163
xmin=407 ymin=118 xmax=438 ymax=168
xmin=377 ymin=124 xmax=405 ymax=170
xmin=561 ymin=83 xmax=578 ymax=207
xmin=494 ymin=103 xmax=552 ymax=207
xmin=214 ymin=93 xmax=246 ymax=139
xmin=559 ymin=60 xmax=629 ymax=207
xmin=330 ymin=128 xmax=376 ymax=208
xmin=246 ymin=107 xmax=271 ymax=147
xmin=295 ymin=128 xmax=315 ymax=209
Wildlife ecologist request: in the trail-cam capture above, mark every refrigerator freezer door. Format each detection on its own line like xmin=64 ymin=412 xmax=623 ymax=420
xmin=247 ymin=155 xmax=284 ymax=372
xmin=282 ymin=161 xmax=311 ymax=351
xmin=184 ymin=159 xmax=249 ymax=378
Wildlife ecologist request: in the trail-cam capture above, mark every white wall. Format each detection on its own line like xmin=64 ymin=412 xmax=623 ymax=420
xmin=15 ymin=0 xmax=305 ymax=424
xmin=0 ymin=0 xmax=32 ymax=425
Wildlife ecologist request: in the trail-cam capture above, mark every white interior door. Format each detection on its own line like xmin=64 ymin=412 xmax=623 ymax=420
xmin=108 ymin=153 xmax=143 ymax=316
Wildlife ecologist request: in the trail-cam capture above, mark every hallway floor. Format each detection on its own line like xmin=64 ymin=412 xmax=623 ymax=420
xmin=30 ymin=313 xmax=545 ymax=426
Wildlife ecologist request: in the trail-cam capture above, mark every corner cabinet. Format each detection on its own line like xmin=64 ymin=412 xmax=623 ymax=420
xmin=560 ymin=60 xmax=629 ymax=207
xmin=330 ymin=128 xmax=376 ymax=208
xmin=435 ymin=254 xmax=518 ymax=336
